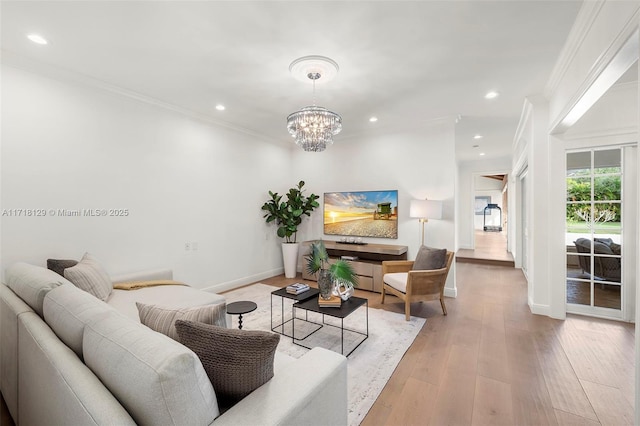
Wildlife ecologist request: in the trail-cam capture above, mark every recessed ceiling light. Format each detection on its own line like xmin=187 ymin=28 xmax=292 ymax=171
xmin=369 ymin=116 xmax=378 ymax=123
xmin=215 ymin=104 xmax=225 ymax=111
xmin=484 ymin=91 xmax=499 ymax=99
xmin=473 ymin=134 xmax=483 ymax=139
xmin=479 ymin=152 xmax=486 ymax=156
xmin=27 ymin=34 xmax=48 ymax=45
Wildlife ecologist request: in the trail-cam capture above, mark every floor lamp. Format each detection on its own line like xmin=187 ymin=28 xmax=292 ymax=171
xmin=410 ymin=199 xmax=443 ymax=246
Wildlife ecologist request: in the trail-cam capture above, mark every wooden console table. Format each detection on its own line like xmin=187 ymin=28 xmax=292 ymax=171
xmin=300 ymin=241 xmax=408 ymax=293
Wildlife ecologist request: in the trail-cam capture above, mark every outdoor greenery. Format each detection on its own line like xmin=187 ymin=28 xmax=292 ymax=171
xmin=566 ymin=172 xmax=621 ymax=225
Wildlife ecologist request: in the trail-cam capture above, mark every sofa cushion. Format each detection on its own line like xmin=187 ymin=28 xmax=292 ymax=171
xmin=6 ymin=262 xmax=72 ymax=317
xmin=175 ymin=320 xmax=279 ymax=410
xmin=137 ymin=302 xmax=227 ymax=341
xmin=107 ymin=286 xmax=227 ymax=322
xmin=83 ymin=311 xmax=219 ymax=425
xmin=47 ymin=259 xmax=78 ymax=277
xmin=412 ymin=246 xmax=447 ymax=270
xmin=43 ymin=284 xmax=118 ymax=359
xmin=64 ymin=253 xmax=112 ymax=301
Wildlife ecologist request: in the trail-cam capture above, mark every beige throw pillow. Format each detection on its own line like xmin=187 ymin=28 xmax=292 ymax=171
xmin=175 ymin=320 xmax=279 ymax=411
xmin=137 ymin=302 xmax=227 ymax=341
xmin=63 ymin=252 xmax=112 ymax=301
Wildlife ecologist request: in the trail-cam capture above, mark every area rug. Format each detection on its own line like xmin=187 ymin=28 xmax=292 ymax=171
xmin=224 ymin=283 xmax=425 ymax=426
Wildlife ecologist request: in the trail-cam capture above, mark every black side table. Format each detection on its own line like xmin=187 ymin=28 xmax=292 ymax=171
xmin=226 ymin=301 xmax=257 ymax=329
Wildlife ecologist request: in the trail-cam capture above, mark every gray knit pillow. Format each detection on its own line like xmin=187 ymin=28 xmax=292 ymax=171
xmin=63 ymin=253 xmax=112 ymax=300
xmin=412 ymin=246 xmax=447 ymax=270
xmin=137 ymin=302 xmax=227 ymax=341
xmin=175 ymin=320 xmax=279 ymax=410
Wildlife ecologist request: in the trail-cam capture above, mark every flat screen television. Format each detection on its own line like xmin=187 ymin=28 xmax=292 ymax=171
xmin=323 ymin=190 xmax=398 ymax=239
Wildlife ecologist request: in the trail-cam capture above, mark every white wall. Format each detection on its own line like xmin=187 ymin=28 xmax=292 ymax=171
xmin=1 ymin=65 xmax=293 ymax=292
xmin=291 ymin=120 xmax=459 ymax=296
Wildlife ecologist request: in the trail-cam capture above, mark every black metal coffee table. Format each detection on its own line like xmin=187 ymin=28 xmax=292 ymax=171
xmin=292 ymin=296 xmax=368 ymax=357
xmin=270 ymin=287 xmax=319 ymax=337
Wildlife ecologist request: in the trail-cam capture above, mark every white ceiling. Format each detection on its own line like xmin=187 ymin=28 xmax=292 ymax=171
xmin=1 ymin=1 xmax=583 ymax=162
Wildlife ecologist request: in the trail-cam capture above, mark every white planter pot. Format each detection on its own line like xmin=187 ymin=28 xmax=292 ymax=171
xmin=281 ymin=242 xmax=300 ymax=279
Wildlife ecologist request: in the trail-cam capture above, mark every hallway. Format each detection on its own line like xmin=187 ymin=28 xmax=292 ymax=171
xmin=457 ymin=230 xmax=514 ymax=267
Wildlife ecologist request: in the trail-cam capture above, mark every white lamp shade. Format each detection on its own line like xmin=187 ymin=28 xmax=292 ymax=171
xmin=410 ymin=199 xmax=442 ymax=220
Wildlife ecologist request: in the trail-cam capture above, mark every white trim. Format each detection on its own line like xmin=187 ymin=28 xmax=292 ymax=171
xmin=567 ymin=304 xmax=625 ymax=321
xmin=544 ymin=1 xmax=606 ymax=98
xmin=528 ymin=297 xmax=552 ymax=317
xmin=443 ymin=287 xmax=457 ymax=298
xmin=549 ymin=24 xmax=640 ymax=134
xmin=201 ymin=268 xmax=284 ymax=294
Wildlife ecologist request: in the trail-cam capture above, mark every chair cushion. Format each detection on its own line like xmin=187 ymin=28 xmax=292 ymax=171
xmin=5 ymin=262 xmax=73 ymax=317
xmin=83 ymin=311 xmax=219 ymax=424
xmin=383 ymin=272 xmax=408 ymax=293
xmin=137 ymin=302 xmax=227 ymax=341
xmin=47 ymin=259 xmax=78 ymax=277
xmin=175 ymin=320 xmax=279 ymax=411
xmin=412 ymin=246 xmax=447 ymax=270
xmin=64 ymin=253 xmax=112 ymax=301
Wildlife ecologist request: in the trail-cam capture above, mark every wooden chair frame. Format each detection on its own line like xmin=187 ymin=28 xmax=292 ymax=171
xmin=380 ymin=251 xmax=454 ymax=321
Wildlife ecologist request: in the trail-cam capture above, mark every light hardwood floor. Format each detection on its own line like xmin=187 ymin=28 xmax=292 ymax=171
xmin=264 ymin=262 xmax=635 ymax=426
xmin=2 ymin=262 xmax=633 ymax=425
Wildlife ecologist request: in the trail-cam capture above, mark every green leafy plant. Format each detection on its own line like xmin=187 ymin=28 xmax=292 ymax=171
xmin=305 ymin=240 xmax=358 ymax=287
xmin=261 ymin=181 xmax=320 ymax=243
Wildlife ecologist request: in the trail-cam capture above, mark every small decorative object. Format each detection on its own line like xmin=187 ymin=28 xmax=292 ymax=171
xmin=305 ymin=240 xmax=358 ymax=301
xmin=333 ymin=280 xmax=355 ymax=301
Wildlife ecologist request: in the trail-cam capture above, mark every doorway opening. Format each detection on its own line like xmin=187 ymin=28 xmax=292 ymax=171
xmin=458 ymin=173 xmax=514 ymax=266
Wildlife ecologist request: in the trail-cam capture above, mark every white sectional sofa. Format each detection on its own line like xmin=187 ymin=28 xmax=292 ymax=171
xmin=0 ymin=263 xmax=348 ymax=425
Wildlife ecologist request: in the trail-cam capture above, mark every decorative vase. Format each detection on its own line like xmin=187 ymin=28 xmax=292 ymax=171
xmin=333 ymin=281 xmax=355 ymax=301
xmin=317 ymin=269 xmax=333 ymax=300
xmin=281 ymin=242 xmax=300 ymax=279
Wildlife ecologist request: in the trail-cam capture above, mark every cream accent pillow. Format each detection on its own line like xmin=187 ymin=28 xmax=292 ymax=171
xmin=137 ymin=302 xmax=227 ymax=341
xmin=63 ymin=252 xmax=112 ymax=301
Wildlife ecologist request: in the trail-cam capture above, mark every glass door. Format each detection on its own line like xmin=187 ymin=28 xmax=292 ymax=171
xmin=565 ymin=148 xmax=623 ymax=318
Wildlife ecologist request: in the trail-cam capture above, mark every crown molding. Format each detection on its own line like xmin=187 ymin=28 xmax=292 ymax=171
xmin=561 ymin=126 xmax=638 ymax=142
xmin=544 ymin=0 xmax=606 ymax=98
xmin=1 ymin=50 xmax=284 ymax=146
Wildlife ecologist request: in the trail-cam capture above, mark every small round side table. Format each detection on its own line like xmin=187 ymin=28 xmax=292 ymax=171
xmin=226 ymin=301 xmax=257 ymax=330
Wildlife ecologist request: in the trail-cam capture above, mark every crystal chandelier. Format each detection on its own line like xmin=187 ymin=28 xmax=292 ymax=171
xmin=287 ymin=57 xmax=342 ymax=152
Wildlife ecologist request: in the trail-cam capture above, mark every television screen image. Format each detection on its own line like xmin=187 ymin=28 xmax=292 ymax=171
xmin=324 ymin=190 xmax=398 ymax=239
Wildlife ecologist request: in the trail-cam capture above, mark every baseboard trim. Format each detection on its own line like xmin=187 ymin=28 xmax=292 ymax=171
xmin=201 ymin=268 xmax=284 ymax=294
xmin=444 ymin=287 xmax=457 ymax=298
xmin=528 ymin=297 xmax=551 ymax=316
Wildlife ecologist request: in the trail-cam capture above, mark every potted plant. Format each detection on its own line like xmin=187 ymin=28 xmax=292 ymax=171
xmin=305 ymin=240 xmax=358 ymax=300
xmin=262 ymin=181 xmax=319 ymax=278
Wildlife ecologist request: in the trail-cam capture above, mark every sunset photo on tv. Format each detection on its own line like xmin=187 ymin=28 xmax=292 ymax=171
xmin=323 ymin=190 xmax=398 ymax=239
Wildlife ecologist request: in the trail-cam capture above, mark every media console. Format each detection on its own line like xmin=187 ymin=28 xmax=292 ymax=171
xmin=300 ymin=240 xmax=408 ymax=293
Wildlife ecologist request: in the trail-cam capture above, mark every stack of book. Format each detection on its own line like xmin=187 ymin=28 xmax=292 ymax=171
xmin=286 ymin=283 xmax=310 ymax=295
xmin=318 ymin=294 xmax=341 ymax=307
